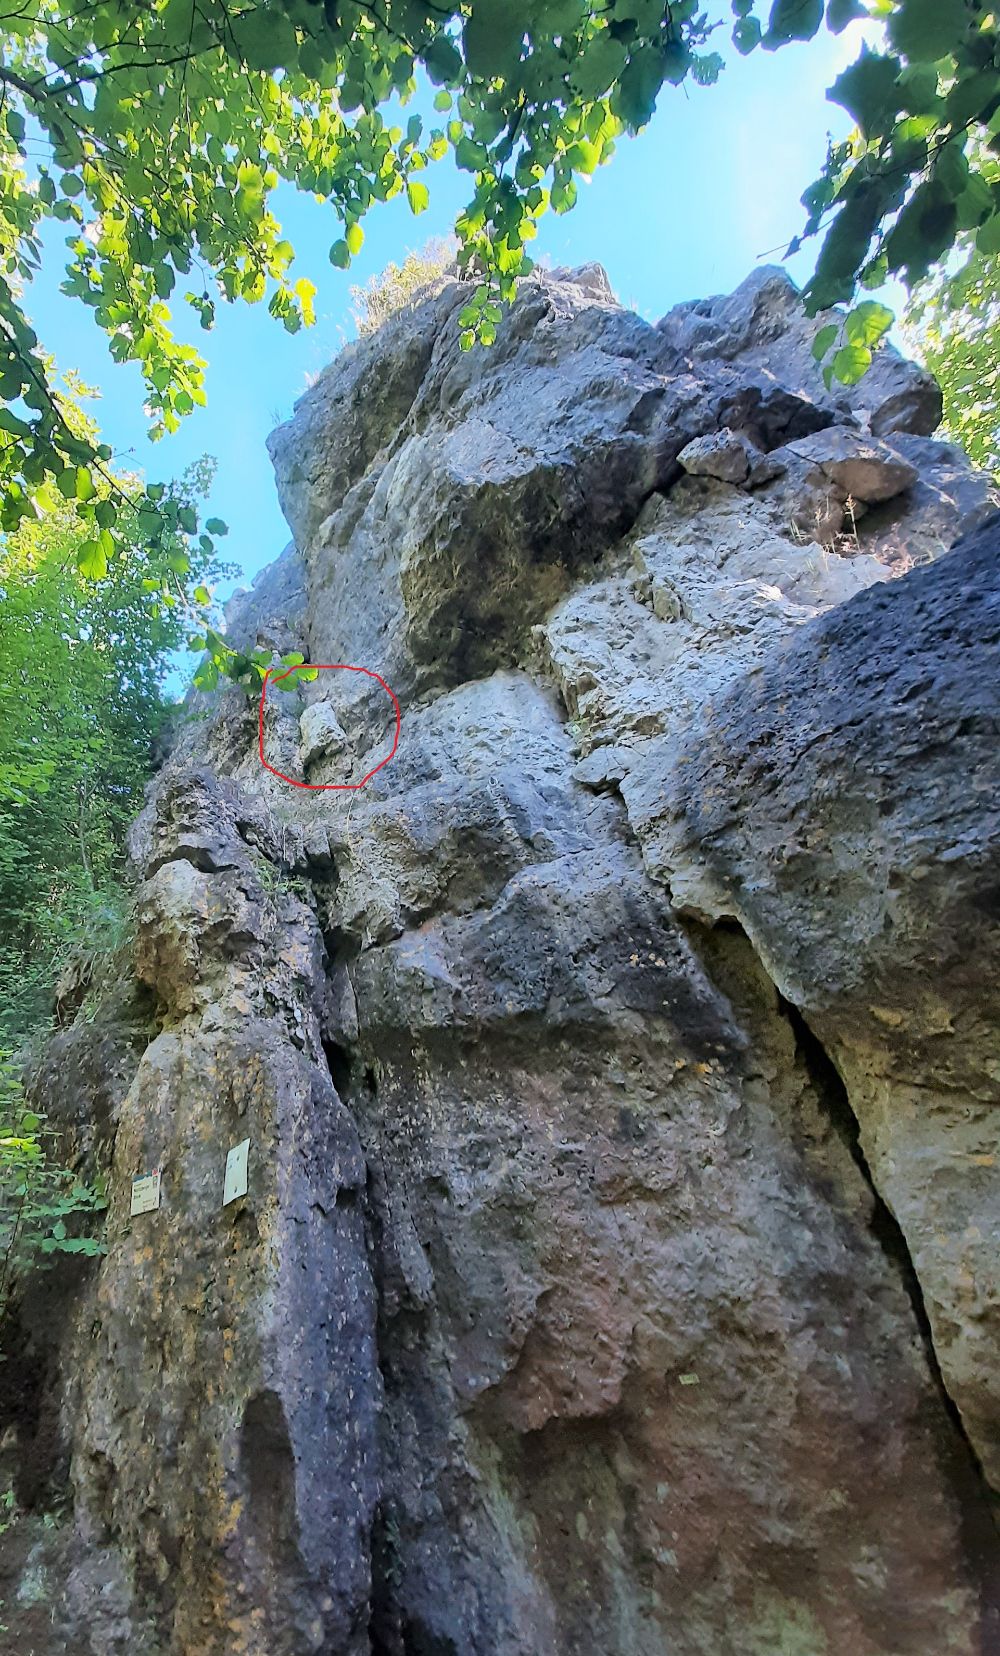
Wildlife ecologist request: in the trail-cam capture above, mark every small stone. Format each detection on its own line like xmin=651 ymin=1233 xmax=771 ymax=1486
xmin=572 ymin=745 xmax=631 ymax=791
xmin=299 ymin=701 xmax=348 ymax=767
xmin=677 ymin=428 xmax=752 ymax=484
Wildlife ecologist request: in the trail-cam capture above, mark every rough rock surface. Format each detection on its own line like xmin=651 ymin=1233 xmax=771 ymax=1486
xmin=4 ymin=267 xmax=1000 ymax=1656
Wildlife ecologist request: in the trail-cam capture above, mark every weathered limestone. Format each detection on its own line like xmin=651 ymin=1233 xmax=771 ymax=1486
xmin=625 ymin=514 xmax=1000 ymax=1490
xmin=4 ymin=266 xmax=1000 ymax=1656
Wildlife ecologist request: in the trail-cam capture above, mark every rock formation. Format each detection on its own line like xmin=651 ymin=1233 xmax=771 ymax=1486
xmin=3 ymin=266 xmax=999 ymax=1656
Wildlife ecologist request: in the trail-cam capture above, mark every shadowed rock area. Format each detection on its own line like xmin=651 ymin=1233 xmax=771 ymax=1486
xmin=3 ymin=266 xmax=999 ymax=1656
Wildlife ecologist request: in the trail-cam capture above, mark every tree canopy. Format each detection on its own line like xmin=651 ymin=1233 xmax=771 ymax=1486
xmin=0 ymin=399 xmax=230 ymax=1046
xmin=903 ymin=145 xmax=1000 ymax=475
xmin=0 ymin=0 xmax=997 ymax=678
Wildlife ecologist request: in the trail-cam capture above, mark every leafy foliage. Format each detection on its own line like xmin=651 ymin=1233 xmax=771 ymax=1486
xmin=0 ymin=400 xmax=232 ymax=1046
xmin=734 ymin=0 xmax=1000 ymax=386
xmin=901 ymin=139 xmax=1000 ymax=474
xmin=0 ymin=0 xmax=996 ymax=635
xmin=0 ymin=1052 xmax=107 ymax=1323
xmin=350 ymin=236 xmax=456 ymax=334
xmin=0 ymin=0 xmax=729 ymax=653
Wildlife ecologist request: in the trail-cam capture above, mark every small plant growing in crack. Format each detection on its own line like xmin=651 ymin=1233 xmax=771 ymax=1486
xmin=255 ymin=860 xmax=313 ymax=905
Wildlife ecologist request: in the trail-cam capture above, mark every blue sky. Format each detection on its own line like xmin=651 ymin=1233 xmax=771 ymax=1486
xmin=25 ymin=21 xmax=875 ymax=600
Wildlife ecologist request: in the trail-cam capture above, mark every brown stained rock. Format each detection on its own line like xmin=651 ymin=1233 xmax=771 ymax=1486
xmin=348 ymin=849 xmax=982 ymax=1656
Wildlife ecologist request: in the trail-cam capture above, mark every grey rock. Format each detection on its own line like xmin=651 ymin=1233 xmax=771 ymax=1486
xmin=857 ymin=432 xmax=1000 ymax=570
xmin=298 ymin=701 xmax=348 ymax=768
xmin=777 ymin=425 xmax=918 ymax=504
xmin=677 ymin=426 xmax=753 ymax=482
xmin=8 ymin=269 xmax=1000 ymax=1656
xmin=223 ymin=541 xmax=308 ymax=654
xmin=659 ymin=265 xmax=942 ymax=438
xmin=626 ymin=513 xmax=1000 ymax=1488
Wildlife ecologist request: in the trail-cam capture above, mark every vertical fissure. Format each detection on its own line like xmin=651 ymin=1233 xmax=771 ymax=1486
xmin=779 ymin=996 xmax=1000 ymax=1631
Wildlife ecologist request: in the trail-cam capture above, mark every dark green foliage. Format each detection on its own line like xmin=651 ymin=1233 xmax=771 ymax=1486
xmin=0 ymin=1053 xmax=108 ymax=1322
xmin=0 ymin=426 xmax=231 ymax=1048
xmin=738 ymin=0 xmax=1000 ymax=385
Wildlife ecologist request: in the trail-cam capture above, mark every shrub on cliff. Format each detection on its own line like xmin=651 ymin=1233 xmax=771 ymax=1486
xmin=351 ymin=239 xmax=458 ymax=336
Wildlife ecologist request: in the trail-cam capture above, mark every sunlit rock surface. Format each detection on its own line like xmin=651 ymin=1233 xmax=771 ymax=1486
xmin=5 ymin=266 xmax=999 ymax=1656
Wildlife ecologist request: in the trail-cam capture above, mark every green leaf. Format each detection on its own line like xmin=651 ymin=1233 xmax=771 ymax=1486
xmin=424 ymin=36 xmax=463 ymax=84
xmin=887 ymin=0 xmax=968 ymax=65
xmin=463 ymin=0 xmax=525 ymax=80
xmin=933 ymin=140 xmax=969 ymax=203
xmin=76 ymin=539 xmax=109 ymax=580
xmin=204 ymin=517 xmax=228 ymax=535
xmin=886 ymin=183 xmax=958 ymax=282
xmin=826 ymin=0 xmax=865 ymax=32
xmin=407 ymin=180 xmax=430 ymax=214
xmin=611 ymin=50 xmax=664 ymax=129
xmin=193 ymin=660 xmax=221 ymax=692
xmin=844 ymin=300 xmax=893 ymax=349
xmin=811 ymin=322 xmax=839 ymax=361
xmin=733 ymin=17 xmax=763 ymax=53
xmin=661 ymin=41 xmax=692 ymax=85
xmin=946 ymin=69 xmax=999 ymax=131
xmin=898 ymin=64 xmax=940 ymax=115
xmin=976 ymin=214 xmax=1000 ymax=256
xmin=831 ymin=342 xmax=872 ymax=385
xmin=455 ymin=136 xmax=489 ymax=171
xmin=765 ymin=0 xmax=823 ymax=47
xmin=955 ymin=173 xmax=994 ymax=231
xmin=828 ymin=46 xmax=903 ymax=139
xmin=346 ymin=222 xmax=365 ymax=256
xmin=329 ymin=239 xmax=351 ymax=268
xmin=0 ymin=410 xmax=30 ymax=438
xmin=569 ymin=34 xmax=627 ymax=100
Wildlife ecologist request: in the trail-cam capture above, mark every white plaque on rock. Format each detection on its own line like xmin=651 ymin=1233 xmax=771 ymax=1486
xmin=223 ymin=1138 xmax=250 ymax=1206
xmin=130 ymin=1170 xmax=161 ymax=1216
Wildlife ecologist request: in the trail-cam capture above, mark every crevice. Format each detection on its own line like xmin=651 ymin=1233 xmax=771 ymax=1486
xmin=781 ymin=1003 xmax=956 ymax=1415
xmin=322 ymin=1036 xmax=353 ymax=1101
xmin=779 ymin=994 xmax=1000 ymax=1637
xmin=323 ymin=924 xmax=362 ymax=972
xmin=678 ymin=906 xmax=1000 ymax=1638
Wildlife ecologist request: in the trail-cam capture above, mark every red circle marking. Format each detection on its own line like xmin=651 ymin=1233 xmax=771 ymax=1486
xmin=258 ymin=664 xmax=401 ymax=791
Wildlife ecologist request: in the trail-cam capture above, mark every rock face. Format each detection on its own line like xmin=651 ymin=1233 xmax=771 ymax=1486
xmin=4 ymin=267 xmax=1000 ymax=1656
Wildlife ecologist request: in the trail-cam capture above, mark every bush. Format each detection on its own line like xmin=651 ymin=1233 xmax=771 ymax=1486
xmin=350 ymin=239 xmax=458 ymax=337
xmin=0 ymin=1054 xmax=107 ymax=1324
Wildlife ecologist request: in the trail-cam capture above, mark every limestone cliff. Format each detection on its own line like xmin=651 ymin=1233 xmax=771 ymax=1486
xmin=3 ymin=266 xmax=1000 ymax=1656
